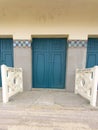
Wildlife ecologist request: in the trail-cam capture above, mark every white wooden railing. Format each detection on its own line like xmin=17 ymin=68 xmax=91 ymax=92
xmin=75 ymin=66 xmax=98 ymax=107
xmin=1 ymin=65 xmax=23 ymax=103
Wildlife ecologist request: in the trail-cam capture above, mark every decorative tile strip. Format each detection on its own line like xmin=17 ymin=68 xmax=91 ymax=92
xmin=13 ymin=39 xmax=87 ymax=48
xmin=68 ymin=40 xmax=87 ymax=48
xmin=13 ymin=40 xmax=31 ymax=48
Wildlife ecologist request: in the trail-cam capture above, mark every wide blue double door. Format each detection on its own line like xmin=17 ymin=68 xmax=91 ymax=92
xmin=32 ymin=38 xmax=67 ymax=89
xmin=86 ymin=38 xmax=98 ymax=68
xmin=0 ymin=38 xmax=13 ymax=87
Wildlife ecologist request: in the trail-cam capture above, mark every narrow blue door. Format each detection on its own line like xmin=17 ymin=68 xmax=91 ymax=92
xmin=86 ymin=38 xmax=98 ymax=68
xmin=32 ymin=38 xmax=67 ymax=89
xmin=0 ymin=38 xmax=13 ymax=87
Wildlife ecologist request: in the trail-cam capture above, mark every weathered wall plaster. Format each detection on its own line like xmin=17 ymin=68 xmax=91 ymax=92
xmin=0 ymin=0 xmax=98 ymax=39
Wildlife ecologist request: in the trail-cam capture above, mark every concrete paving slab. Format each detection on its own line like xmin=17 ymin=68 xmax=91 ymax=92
xmin=0 ymin=89 xmax=90 ymax=106
xmin=8 ymin=123 xmax=92 ymax=130
xmin=0 ymin=89 xmax=98 ymax=130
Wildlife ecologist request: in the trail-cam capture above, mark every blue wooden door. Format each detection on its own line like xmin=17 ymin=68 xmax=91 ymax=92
xmin=86 ymin=38 xmax=98 ymax=68
xmin=32 ymin=38 xmax=67 ymax=89
xmin=0 ymin=38 xmax=13 ymax=87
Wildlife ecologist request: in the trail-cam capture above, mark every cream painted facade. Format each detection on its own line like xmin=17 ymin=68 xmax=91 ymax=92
xmin=0 ymin=0 xmax=98 ymax=39
xmin=0 ymin=0 xmax=98 ymax=91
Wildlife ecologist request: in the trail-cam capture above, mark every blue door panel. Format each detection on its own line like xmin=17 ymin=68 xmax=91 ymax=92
xmin=49 ymin=53 xmax=65 ymax=88
xmin=32 ymin=38 xmax=67 ymax=89
xmin=86 ymin=38 xmax=98 ymax=68
xmin=0 ymin=38 xmax=13 ymax=87
xmin=2 ymin=53 xmax=13 ymax=66
xmin=36 ymin=54 xmax=45 ymax=83
xmin=87 ymin=54 xmax=97 ymax=68
xmin=33 ymin=52 xmax=48 ymax=88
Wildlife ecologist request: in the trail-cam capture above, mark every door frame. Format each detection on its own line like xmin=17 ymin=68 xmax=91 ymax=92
xmin=31 ymin=35 xmax=68 ymax=89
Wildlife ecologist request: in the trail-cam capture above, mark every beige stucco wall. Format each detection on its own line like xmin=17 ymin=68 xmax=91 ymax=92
xmin=66 ymin=47 xmax=87 ymax=92
xmin=0 ymin=0 xmax=98 ymax=39
xmin=0 ymin=0 xmax=97 ymax=91
xmin=14 ymin=47 xmax=32 ymax=91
